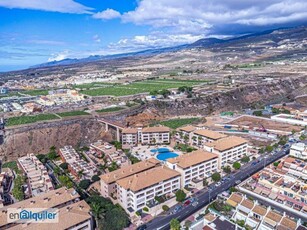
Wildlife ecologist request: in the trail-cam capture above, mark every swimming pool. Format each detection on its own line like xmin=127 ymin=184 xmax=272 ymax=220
xmin=150 ymin=147 xmax=170 ymax=153
xmin=156 ymin=152 xmax=179 ymax=161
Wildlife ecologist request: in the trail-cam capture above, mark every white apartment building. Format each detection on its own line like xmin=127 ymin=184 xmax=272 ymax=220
xmin=289 ymin=142 xmax=307 ymax=160
xmin=100 ymin=158 xmax=160 ymax=199
xmin=271 ymin=112 xmax=307 ymax=126
xmin=17 ymin=154 xmax=53 ymax=197
xmin=203 ymin=136 xmax=248 ymax=167
xmin=166 ymin=149 xmax=219 ymax=187
xmin=175 ymin=125 xmax=196 ymax=144
xmin=116 ymin=166 xmax=180 ymax=212
xmin=121 ymin=126 xmax=170 ymax=146
xmin=191 ymin=129 xmax=227 ymax=147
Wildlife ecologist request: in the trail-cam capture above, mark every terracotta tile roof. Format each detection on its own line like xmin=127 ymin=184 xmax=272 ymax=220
xmin=227 ymin=193 xmax=243 ymax=207
xmin=122 ymin=128 xmax=138 ymax=134
xmin=266 ymin=210 xmax=283 ymax=222
xmin=9 ymin=200 xmax=91 ymax=230
xmin=284 ymin=157 xmax=296 ymax=164
xmin=205 ymin=136 xmax=248 ymax=152
xmin=142 ymin=126 xmax=170 ymax=133
xmin=194 ymin=129 xmax=227 ymax=140
xmin=179 ymin=125 xmax=196 ymax=132
xmin=167 ymin=149 xmax=218 ymax=169
xmin=100 ymin=158 xmax=160 ymax=184
xmin=0 ymin=188 xmax=79 ymax=228
xmin=240 ymin=199 xmax=254 ymax=209
xmin=279 ymin=217 xmax=297 ymax=230
xmin=116 ymin=166 xmax=180 ymax=192
xmin=252 ymin=205 xmax=267 ymax=216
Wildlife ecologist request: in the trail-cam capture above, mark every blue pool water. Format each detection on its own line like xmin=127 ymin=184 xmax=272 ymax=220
xmin=156 ymin=152 xmax=179 ymax=161
xmin=150 ymin=147 xmax=170 ymax=153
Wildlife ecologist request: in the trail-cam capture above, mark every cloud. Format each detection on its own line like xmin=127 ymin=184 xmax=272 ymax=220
xmin=121 ymin=0 xmax=307 ymax=34
xmin=93 ymin=35 xmax=101 ymax=43
xmin=0 ymin=0 xmax=93 ymax=14
xmin=48 ymin=50 xmax=69 ymax=62
xmin=93 ymin=8 xmax=121 ymax=20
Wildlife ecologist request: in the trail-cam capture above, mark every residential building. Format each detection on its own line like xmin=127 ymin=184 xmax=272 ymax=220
xmin=8 ymin=200 xmax=93 ymax=230
xmin=0 ymin=187 xmax=80 ymax=229
xmin=116 ymin=166 xmax=181 ymax=212
xmin=271 ymin=112 xmax=307 ymax=126
xmin=175 ymin=125 xmax=196 ymax=144
xmin=121 ymin=126 xmax=170 ymax=146
xmin=166 ymin=149 xmax=219 ymax=188
xmin=290 ymin=142 xmax=307 ymax=160
xmin=191 ymin=129 xmax=227 ymax=147
xmin=0 ymin=169 xmax=13 ymax=207
xmin=100 ymin=158 xmax=160 ymax=199
xmin=203 ymin=136 xmax=248 ymax=167
xmin=59 ymin=146 xmax=97 ymax=179
xmin=17 ymin=154 xmax=53 ymax=197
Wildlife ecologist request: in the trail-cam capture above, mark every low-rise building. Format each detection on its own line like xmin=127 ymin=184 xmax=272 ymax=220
xmin=175 ymin=125 xmax=197 ymax=144
xmin=0 ymin=187 xmax=80 ymax=229
xmin=121 ymin=126 xmax=170 ymax=146
xmin=17 ymin=154 xmax=53 ymax=197
xmin=290 ymin=142 xmax=307 ymax=160
xmin=166 ymin=149 xmax=219 ymax=188
xmin=100 ymin=158 xmax=160 ymax=199
xmin=203 ymin=136 xmax=248 ymax=167
xmin=59 ymin=146 xmax=97 ymax=179
xmin=191 ymin=129 xmax=227 ymax=147
xmin=116 ymin=166 xmax=181 ymax=212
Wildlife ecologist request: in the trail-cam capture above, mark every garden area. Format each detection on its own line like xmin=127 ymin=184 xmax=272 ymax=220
xmin=156 ymin=117 xmax=202 ymax=129
xmin=6 ymin=114 xmax=59 ymax=126
xmin=56 ymin=110 xmax=90 ymax=117
xmin=95 ymin=107 xmax=126 ymax=113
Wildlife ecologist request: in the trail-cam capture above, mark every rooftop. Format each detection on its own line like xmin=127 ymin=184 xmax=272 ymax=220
xmin=167 ymin=149 xmax=218 ymax=169
xmin=100 ymin=158 xmax=160 ymax=184
xmin=193 ymin=129 xmax=227 ymax=140
xmin=178 ymin=125 xmax=196 ymax=133
xmin=252 ymin=205 xmax=267 ymax=216
xmin=205 ymin=136 xmax=248 ymax=152
xmin=122 ymin=128 xmax=138 ymax=134
xmin=142 ymin=126 xmax=170 ymax=133
xmin=116 ymin=166 xmax=180 ymax=192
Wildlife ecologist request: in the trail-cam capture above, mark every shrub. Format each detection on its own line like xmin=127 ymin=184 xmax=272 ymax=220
xmin=143 ymin=207 xmax=149 ymax=212
xmin=211 ymin=172 xmax=221 ymax=182
xmin=175 ymin=189 xmax=186 ymax=202
xmin=162 ymin=205 xmax=169 ymax=211
xmin=79 ymin=179 xmax=91 ymax=190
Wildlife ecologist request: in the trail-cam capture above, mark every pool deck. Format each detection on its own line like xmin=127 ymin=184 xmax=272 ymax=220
xmin=131 ymin=145 xmax=183 ymax=161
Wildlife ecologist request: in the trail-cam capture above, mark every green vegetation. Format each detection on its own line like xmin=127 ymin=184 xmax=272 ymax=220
xmin=82 ymin=79 xmax=207 ymax=97
xmin=203 ymin=178 xmax=209 ymax=187
xmin=300 ymin=134 xmax=306 ymax=140
xmin=143 ymin=207 xmax=149 ymax=212
xmin=7 ymin=114 xmax=59 ymax=126
xmin=273 ymin=161 xmax=280 ymax=167
xmin=108 ymin=162 xmax=119 ymax=172
xmin=23 ymin=89 xmax=49 ymax=96
xmin=47 ymin=146 xmax=59 ymax=160
xmin=162 ymin=205 xmax=170 ymax=211
xmin=240 ymin=155 xmax=250 ymax=163
xmin=59 ymin=162 xmax=69 ymax=170
xmin=124 ymin=151 xmax=141 ymax=164
xmin=36 ymin=154 xmax=47 ymax=163
xmin=174 ymin=143 xmax=196 ymax=153
xmin=253 ymin=110 xmax=263 ymax=116
xmin=58 ymin=175 xmax=74 ymax=188
xmin=233 ymin=162 xmax=241 ymax=170
xmin=86 ymin=195 xmax=129 ymax=230
xmin=222 ymin=165 xmax=232 ymax=174
xmin=12 ymin=175 xmax=26 ymax=201
xmin=170 ymin=218 xmax=181 ymax=230
xmin=2 ymin=161 xmax=19 ymax=173
xmin=159 ymin=117 xmax=201 ymax=129
xmin=229 ymin=187 xmax=237 ymax=194
xmin=96 ymin=107 xmax=125 ymax=113
xmin=92 ymin=175 xmax=100 ymax=182
xmin=175 ymin=189 xmax=186 ymax=202
xmin=79 ymin=179 xmax=91 ymax=190
xmin=73 ymin=82 xmax=113 ymax=89
xmin=56 ymin=110 xmax=89 ymax=117
xmin=265 ymin=145 xmax=274 ymax=153
xmin=272 ymin=107 xmax=291 ymax=114
xmin=211 ymin=172 xmax=221 ymax=182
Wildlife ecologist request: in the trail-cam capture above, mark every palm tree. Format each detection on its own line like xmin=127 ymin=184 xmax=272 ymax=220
xmin=91 ymin=203 xmax=105 ymax=229
xmin=78 ymin=170 xmax=84 ymax=179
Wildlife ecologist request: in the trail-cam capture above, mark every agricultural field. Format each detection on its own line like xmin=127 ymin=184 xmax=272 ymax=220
xmin=81 ymin=79 xmax=208 ymax=97
xmin=6 ymin=114 xmax=59 ymax=126
xmin=96 ymin=107 xmax=126 ymax=113
xmin=23 ymin=89 xmax=49 ymax=96
xmin=73 ymin=82 xmax=114 ymax=89
xmin=57 ymin=110 xmax=90 ymax=117
xmin=158 ymin=117 xmax=201 ymax=129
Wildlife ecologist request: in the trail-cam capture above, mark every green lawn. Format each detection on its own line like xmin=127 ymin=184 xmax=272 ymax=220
xmin=23 ymin=89 xmax=49 ymax=96
xmin=81 ymin=79 xmax=208 ymax=97
xmin=2 ymin=161 xmax=19 ymax=173
xmin=96 ymin=107 xmax=126 ymax=113
xmin=57 ymin=110 xmax=89 ymax=117
xmin=6 ymin=114 xmax=59 ymax=126
xmin=73 ymin=82 xmax=114 ymax=89
xmin=159 ymin=118 xmax=201 ymax=129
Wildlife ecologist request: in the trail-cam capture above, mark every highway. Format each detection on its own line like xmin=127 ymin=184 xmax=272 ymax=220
xmin=145 ymin=147 xmax=290 ymax=230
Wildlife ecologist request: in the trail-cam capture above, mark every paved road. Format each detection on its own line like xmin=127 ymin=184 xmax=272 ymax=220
xmin=145 ymin=148 xmax=290 ymax=230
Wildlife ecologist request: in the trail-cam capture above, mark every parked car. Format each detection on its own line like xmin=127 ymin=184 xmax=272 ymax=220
xmin=184 ymin=200 xmax=191 ymax=206
xmin=235 ymin=180 xmax=242 ymax=185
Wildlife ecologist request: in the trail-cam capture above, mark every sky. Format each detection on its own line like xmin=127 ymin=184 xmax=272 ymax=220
xmin=1 ymin=0 xmax=307 ymax=72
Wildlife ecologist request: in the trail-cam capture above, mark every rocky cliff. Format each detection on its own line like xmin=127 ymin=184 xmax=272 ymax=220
xmin=0 ymin=118 xmax=104 ymax=161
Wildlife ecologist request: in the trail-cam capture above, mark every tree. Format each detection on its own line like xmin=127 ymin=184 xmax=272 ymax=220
xmin=47 ymin=151 xmax=58 ymax=160
xmin=203 ymin=178 xmax=209 ymax=187
xmin=162 ymin=205 xmax=169 ymax=211
xmin=170 ymin=218 xmax=181 ymax=230
xmin=175 ymin=189 xmax=186 ymax=202
xmin=229 ymin=187 xmax=237 ymax=194
xmin=91 ymin=202 xmax=104 ymax=230
xmin=253 ymin=110 xmax=262 ymax=116
xmin=78 ymin=170 xmax=85 ymax=179
xmin=265 ymin=145 xmax=274 ymax=153
xmin=211 ymin=172 xmax=221 ymax=182
xmin=299 ymin=134 xmax=306 ymax=140
xmin=113 ymin=141 xmax=122 ymax=150
xmin=36 ymin=154 xmax=47 ymax=163
xmin=240 ymin=155 xmax=250 ymax=163
xmin=222 ymin=166 xmax=231 ymax=173
xmin=79 ymin=179 xmax=91 ymax=190
xmin=59 ymin=162 xmax=68 ymax=170
xmin=233 ymin=162 xmax=241 ymax=170
xmin=91 ymin=175 xmax=100 ymax=182
xmin=273 ymin=161 xmax=280 ymax=167
xmin=59 ymin=175 xmax=73 ymax=188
